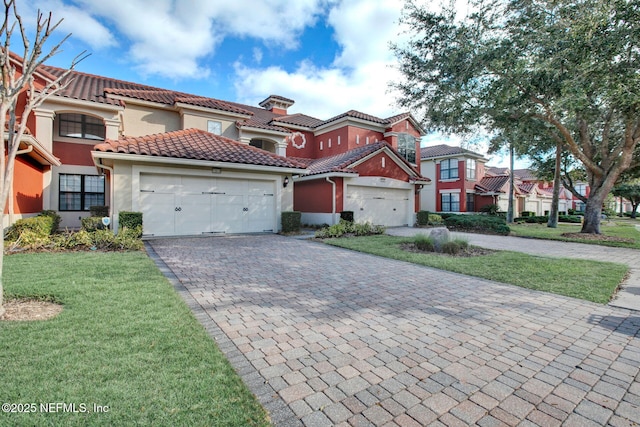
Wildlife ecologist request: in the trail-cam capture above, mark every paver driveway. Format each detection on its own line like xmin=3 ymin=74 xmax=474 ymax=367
xmin=148 ymin=235 xmax=640 ymax=427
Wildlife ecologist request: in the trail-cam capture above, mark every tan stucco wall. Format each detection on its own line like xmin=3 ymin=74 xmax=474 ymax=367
xmin=181 ymin=113 xmax=239 ymax=139
xmin=122 ymin=105 xmax=181 ymax=137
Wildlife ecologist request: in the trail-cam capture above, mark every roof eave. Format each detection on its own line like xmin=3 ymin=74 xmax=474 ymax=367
xmin=91 ymin=151 xmax=307 ymax=175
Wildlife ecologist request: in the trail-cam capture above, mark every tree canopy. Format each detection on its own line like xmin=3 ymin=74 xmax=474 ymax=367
xmin=392 ymin=0 xmax=640 ymax=233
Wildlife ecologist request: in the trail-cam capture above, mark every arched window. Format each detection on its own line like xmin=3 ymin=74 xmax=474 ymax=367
xmin=58 ymin=113 xmax=105 ymax=140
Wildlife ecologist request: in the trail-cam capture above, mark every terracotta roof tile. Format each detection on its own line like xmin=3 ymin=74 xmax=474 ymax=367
xmin=420 ymin=144 xmax=486 ymax=160
xmin=476 ymin=175 xmax=509 ymax=193
xmin=93 ymin=128 xmax=306 ymax=169
xmin=294 ymin=141 xmax=426 ymax=179
xmin=272 ymin=113 xmax=324 ymax=128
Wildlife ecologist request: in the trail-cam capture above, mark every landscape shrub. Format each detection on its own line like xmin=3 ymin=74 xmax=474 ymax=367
xmin=428 ymin=214 xmax=444 ymax=225
xmin=81 ymin=216 xmax=108 ymax=232
xmin=413 ymin=234 xmax=470 ymax=255
xmin=281 ymin=211 xmax=302 ymax=233
xmin=480 ymin=204 xmax=500 ymax=216
xmin=89 ymin=205 xmax=109 ymax=217
xmin=559 ymin=215 xmax=582 ymax=223
xmin=416 ymin=211 xmax=430 ymax=226
xmin=5 ymin=215 xmax=55 ymax=241
xmin=11 ymin=227 xmax=144 ymax=252
xmin=315 ymin=219 xmax=385 ymax=238
xmin=520 ymin=211 xmax=534 ymax=217
xmin=119 ymin=211 xmax=143 ymax=236
xmin=38 ymin=210 xmax=61 ymax=233
xmin=414 ymin=234 xmax=435 ymax=251
xmin=444 ymin=214 xmax=510 ymax=235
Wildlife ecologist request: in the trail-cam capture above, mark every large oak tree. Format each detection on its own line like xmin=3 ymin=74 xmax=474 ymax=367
xmin=392 ymin=0 xmax=640 ymax=233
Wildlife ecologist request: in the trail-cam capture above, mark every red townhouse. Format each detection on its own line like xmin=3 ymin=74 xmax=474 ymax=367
xmin=5 ymin=53 xmax=429 ymax=235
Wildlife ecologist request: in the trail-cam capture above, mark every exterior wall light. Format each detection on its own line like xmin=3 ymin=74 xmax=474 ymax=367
xmin=283 ymin=176 xmax=290 ymax=188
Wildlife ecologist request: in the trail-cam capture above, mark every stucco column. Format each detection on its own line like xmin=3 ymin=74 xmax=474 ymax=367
xmin=276 ymin=141 xmax=287 ymax=157
xmin=104 ymin=118 xmax=121 ymax=140
xmin=33 ymin=108 xmax=55 ymax=151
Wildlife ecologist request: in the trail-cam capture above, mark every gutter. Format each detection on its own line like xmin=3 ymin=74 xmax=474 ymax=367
xmin=326 ymin=176 xmax=337 ymax=225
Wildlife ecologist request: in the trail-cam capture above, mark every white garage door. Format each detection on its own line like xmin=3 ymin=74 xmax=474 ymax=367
xmin=345 ymin=186 xmax=410 ymax=226
xmin=139 ymin=173 xmax=275 ymax=236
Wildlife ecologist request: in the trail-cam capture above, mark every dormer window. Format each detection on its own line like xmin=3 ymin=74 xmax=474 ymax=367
xmin=58 ymin=113 xmax=105 ymax=140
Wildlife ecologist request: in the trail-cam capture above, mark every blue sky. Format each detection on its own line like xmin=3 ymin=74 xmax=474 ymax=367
xmin=20 ymin=0 xmax=523 ymax=167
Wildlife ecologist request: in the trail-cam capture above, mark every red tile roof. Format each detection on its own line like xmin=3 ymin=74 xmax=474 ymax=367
xmin=93 ymin=128 xmax=306 ymax=169
xmin=292 ymin=141 xmax=426 ymax=180
xmin=420 ymin=144 xmax=486 ymax=160
xmin=475 ymin=175 xmax=509 ymax=193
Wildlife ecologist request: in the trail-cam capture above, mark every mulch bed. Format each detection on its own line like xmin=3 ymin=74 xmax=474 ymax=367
xmin=400 ymin=243 xmax=495 ymax=257
xmin=560 ymin=233 xmax=635 ymax=243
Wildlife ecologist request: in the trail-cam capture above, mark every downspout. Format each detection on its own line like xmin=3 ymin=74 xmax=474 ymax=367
xmin=325 ymin=176 xmax=336 ymax=225
xmin=95 ymin=158 xmax=115 ymax=233
xmin=10 ymin=145 xmax=34 ymax=224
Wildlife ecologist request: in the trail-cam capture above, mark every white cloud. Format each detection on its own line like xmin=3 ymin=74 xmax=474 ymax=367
xmin=233 ymin=0 xmax=407 ymax=119
xmin=24 ymin=0 xmax=117 ymax=50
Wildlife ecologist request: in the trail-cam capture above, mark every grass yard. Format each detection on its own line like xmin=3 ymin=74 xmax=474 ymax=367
xmin=0 ymin=252 xmax=269 ymax=427
xmin=324 ymin=235 xmax=627 ymax=304
xmin=509 ymin=218 xmax=640 ymax=249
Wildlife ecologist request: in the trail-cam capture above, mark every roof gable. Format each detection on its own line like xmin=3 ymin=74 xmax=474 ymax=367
xmin=421 ymin=144 xmax=487 ymax=160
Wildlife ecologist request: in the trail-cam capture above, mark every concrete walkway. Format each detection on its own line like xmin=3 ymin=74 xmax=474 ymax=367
xmin=147 ymin=235 xmax=640 ymax=427
xmin=386 ymin=227 xmax=640 ymax=312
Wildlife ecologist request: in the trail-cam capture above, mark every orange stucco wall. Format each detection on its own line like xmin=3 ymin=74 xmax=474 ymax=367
xmin=53 ymin=141 xmax=96 ymax=166
xmin=10 ymin=156 xmax=44 ymax=214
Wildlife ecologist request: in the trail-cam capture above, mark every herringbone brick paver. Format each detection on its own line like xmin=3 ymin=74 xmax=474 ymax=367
xmin=148 ymin=234 xmax=640 ymax=426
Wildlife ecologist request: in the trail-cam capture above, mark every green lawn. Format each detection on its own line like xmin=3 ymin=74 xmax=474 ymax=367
xmin=509 ymin=218 xmax=640 ymax=249
xmin=0 ymin=252 xmax=269 ymax=427
xmin=324 ymin=235 xmax=627 ymax=304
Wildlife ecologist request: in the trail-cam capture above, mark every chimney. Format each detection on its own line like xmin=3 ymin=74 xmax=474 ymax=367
xmin=259 ymin=95 xmax=294 ymax=115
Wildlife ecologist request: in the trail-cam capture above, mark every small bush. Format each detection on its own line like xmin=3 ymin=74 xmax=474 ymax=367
xmin=89 ymin=205 xmax=109 ymax=217
xmin=38 ymin=210 xmax=61 ymax=233
xmin=340 ymin=211 xmax=354 ymax=222
xmin=480 ymin=204 xmax=500 ymax=216
xmin=559 ymin=215 xmax=582 ymax=223
xmin=315 ymin=219 xmax=385 ymax=238
xmin=81 ymin=216 xmax=108 ymax=232
xmin=444 ymin=214 xmax=510 ymax=235
xmin=414 ymin=234 xmax=435 ymax=251
xmin=416 ymin=211 xmax=430 ymax=226
xmin=281 ymin=211 xmax=302 ymax=233
xmin=5 ymin=215 xmax=55 ymax=241
xmin=119 ymin=211 xmax=143 ymax=236
xmin=13 ymin=227 xmax=144 ymax=252
xmin=441 ymin=241 xmax=462 ymax=255
xmin=520 ymin=211 xmax=534 ymax=217
xmin=428 ymin=214 xmax=444 ymax=225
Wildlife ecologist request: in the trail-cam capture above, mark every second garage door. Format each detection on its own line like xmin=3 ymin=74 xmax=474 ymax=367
xmin=139 ymin=173 xmax=275 ymax=236
xmin=345 ymin=186 xmax=410 ymax=226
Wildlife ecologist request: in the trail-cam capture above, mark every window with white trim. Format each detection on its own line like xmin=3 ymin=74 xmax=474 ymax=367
xmin=440 ymin=158 xmax=459 ymax=180
xmin=58 ymin=113 xmax=105 ymax=140
xmin=397 ymin=133 xmax=416 ymax=163
xmin=441 ymin=193 xmax=460 ymax=212
xmin=466 ymin=159 xmax=476 ymax=180
xmin=207 ymin=120 xmax=221 ymax=135
xmin=59 ymin=174 xmax=105 ymax=211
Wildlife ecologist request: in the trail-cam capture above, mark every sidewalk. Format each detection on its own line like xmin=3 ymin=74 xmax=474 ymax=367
xmin=385 ymin=227 xmax=640 ymax=311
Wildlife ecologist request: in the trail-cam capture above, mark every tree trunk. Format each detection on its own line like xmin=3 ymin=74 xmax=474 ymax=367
xmin=547 ymin=142 xmax=562 ymax=228
xmin=0 ymin=231 xmax=4 ymax=318
xmin=581 ymin=194 xmax=605 ymax=234
xmin=507 ymin=144 xmax=514 ymax=223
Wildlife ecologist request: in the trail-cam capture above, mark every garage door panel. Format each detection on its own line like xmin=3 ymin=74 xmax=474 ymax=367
xmin=346 ymin=185 xmax=410 ymax=227
xmin=139 ymin=173 xmax=277 ymax=235
xmin=140 ymin=192 xmax=175 ymax=236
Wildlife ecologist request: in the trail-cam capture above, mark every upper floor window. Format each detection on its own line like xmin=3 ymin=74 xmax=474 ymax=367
xmin=575 ymin=184 xmax=587 ymax=196
xmin=58 ymin=113 xmax=105 ymax=140
xmin=466 ymin=159 xmax=476 ymax=180
xmin=397 ymin=133 xmax=416 ymax=163
xmin=207 ymin=120 xmax=222 ymax=135
xmin=440 ymin=158 xmax=459 ymax=180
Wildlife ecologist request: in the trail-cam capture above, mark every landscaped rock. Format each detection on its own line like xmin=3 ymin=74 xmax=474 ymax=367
xmin=429 ymin=227 xmax=450 ymax=251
